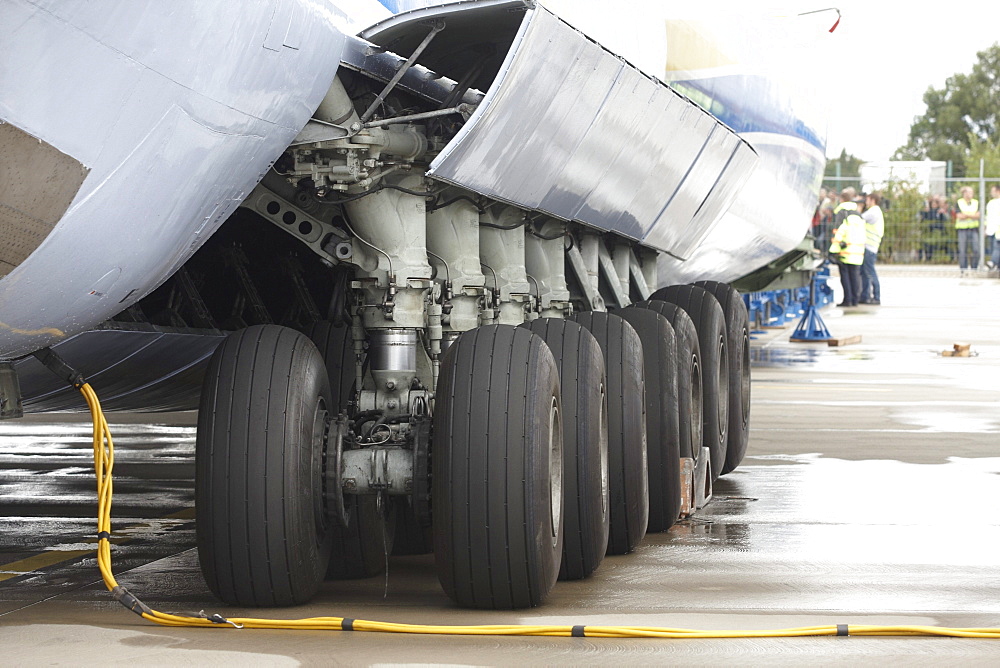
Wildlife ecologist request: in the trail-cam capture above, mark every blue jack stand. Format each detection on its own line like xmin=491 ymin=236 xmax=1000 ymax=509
xmin=790 ymin=305 xmax=831 ymax=341
xmin=790 ymin=267 xmax=832 ymax=342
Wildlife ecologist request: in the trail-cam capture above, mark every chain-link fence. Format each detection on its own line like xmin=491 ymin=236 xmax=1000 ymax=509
xmin=818 ymin=175 xmax=998 ymax=266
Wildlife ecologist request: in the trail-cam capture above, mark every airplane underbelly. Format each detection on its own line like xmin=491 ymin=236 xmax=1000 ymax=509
xmin=0 ymin=0 xmax=347 ymax=360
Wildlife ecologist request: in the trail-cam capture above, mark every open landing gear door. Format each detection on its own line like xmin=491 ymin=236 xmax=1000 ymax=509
xmin=361 ymin=1 xmax=758 ymax=261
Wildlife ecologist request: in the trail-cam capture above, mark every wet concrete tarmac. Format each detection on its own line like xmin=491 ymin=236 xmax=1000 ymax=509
xmin=3 ymin=268 xmax=1000 ymax=664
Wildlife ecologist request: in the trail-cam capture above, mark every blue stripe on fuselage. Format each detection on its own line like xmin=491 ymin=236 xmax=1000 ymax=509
xmin=670 ymin=74 xmax=825 ymax=154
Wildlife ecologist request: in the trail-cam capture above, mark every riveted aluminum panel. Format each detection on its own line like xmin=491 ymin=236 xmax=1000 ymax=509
xmin=424 ymin=7 xmax=757 ymax=258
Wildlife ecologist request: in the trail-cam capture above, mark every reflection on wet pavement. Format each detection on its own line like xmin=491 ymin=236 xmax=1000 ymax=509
xmin=0 ymin=419 xmax=196 ymax=610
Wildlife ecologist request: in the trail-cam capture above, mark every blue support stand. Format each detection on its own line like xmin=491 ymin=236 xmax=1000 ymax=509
xmin=790 ymin=266 xmax=832 ymax=341
xmin=791 ymin=305 xmax=831 ymax=341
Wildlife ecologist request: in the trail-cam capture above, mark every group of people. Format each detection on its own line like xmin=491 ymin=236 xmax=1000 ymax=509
xmin=945 ymin=185 xmax=1000 ymax=273
xmin=825 ymin=187 xmax=883 ymax=307
xmin=816 ymin=184 xmax=1000 ymax=304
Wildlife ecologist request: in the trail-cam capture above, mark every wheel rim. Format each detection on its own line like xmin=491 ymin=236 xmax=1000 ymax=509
xmin=740 ymin=328 xmax=751 ymax=426
xmin=691 ymin=354 xmax=703 ymax=461
xmin=717 ymin=335 xmax=729 ymax=438
xmin=548 ymin=396 xmax=563 ymax=545
xmin=311 ymin=396 xmax=330 ymax=540
xmin=599 ymin=384 xmax=609 ymax=521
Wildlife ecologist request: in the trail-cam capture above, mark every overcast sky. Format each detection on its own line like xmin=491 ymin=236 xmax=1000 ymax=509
xmin=808 ymin=1 xmax=1000 ymax=161
xmin=539 ymin=1 xmax=1000 ymax=162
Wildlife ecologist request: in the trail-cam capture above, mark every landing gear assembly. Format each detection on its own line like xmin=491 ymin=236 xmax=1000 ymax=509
xmin=195 ymin=73 xmax=753 ymax=609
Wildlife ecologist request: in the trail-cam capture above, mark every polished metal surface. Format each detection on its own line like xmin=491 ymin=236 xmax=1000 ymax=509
xmin=369 ymin=328 xmax=418 ymax=373
xmin=3 ymin=271 xmax=1000 ymax=663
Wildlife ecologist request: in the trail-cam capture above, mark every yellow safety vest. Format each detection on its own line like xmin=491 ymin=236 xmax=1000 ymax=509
xmin=830 ymin=213 xmax=865 ymax=265
xmin=955 ymin=198 xmax=979 ymax=230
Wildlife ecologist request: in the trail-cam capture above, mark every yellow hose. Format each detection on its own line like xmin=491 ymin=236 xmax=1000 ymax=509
xmin=79 ymin=382 xmax=1000 ymax=638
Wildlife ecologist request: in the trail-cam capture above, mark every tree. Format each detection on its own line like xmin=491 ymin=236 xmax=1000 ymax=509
xmin=894 ymin=43 xmax=1000 ymax=177
xmin=823 ymin=149 xmax=863 ymax=191
xmin=963 ymin=132 xmax=1000 ymax=182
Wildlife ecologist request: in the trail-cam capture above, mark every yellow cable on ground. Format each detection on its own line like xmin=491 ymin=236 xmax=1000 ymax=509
xmin=78 ymin=382 xmax=1000 ymax=639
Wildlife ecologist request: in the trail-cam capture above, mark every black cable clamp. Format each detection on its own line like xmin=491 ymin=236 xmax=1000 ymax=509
xmin=96 ymin=531 xmax=111 ymax=541
xmin=341 ymin=618 xmax=355 ymax=631
xmin=31 ymin=348 xmax=86 ymax=389
xmin=836 ymin=624 xmax=849 ymax=637
xmin=571 ymin=625 xmax=586 ymax=637
xmin=201 ymin=610 xmax=244 ymax=629
xmin=112 ymin=585 xmax=153 ymax=618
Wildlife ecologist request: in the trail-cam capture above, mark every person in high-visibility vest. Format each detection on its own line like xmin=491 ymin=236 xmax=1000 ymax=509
xmin=829 ymin=188 xmax=866 ymax=306
xmin=955 ymin=186 xmax=980 ymax=274
xmin=860 ymin=192 xmax=884 ymax=304
xmin=985 ymin=184 xmax=1000 ymax=271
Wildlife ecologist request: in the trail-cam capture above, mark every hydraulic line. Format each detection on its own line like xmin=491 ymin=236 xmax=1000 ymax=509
xmin=37 ymin=346 xmax=1000 ymax=638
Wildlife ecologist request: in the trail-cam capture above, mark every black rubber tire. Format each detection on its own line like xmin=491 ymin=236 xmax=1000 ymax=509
xmin=390 ymin=500 xmax=432 ymax=556
xmin=616 ymin=307 xmax=682 ymax=532
xmin=433 ymin=325 xmax=563 ymax=609
xmin=521 ymin=319 xmax=609 ymax=580
xmin=570 ymin=312 xmax=648 ymax=555
xmin=693 ymin=281 xmax=751 ymax=475
xmin=633 ymin=301 xmax=704 ymax=464
xmin=196 ymin=324 xmax=332 ymax=607
xmin=307 ymin=320 xmax=356 ymax=409
xmin=307 ymin=321 xmax=394 ymax=578
xmin=649 ymin=285 xmax=729 ymax=482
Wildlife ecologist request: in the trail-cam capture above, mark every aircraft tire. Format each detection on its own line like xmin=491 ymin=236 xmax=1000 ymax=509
xmin=615 ymin=307 xmax=682 ymax=532
xmin=307 ymin=321 xmax=395 ymax=578
xmin=632 ymin=300 xmax=704 ymax=467
xmin=521 ymin=318 xmax=610 ymax=581
xmin=390 ymin=500 xmax=432 ymax=555
xmin=433 ymin=325 xmax=563 ymax=608
xmin=649 ymin=285 xmax=729 ymax=482
xmin=570 ymin=312 xmax=648 ymax=555
xmin=196 ymin=324 xmax=332 ymax=607
xmin=692 ymin=281 xmax=751 ymax=475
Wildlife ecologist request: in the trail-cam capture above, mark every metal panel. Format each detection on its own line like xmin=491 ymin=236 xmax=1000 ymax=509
xmin=657 ymin=132 xmax=826 ymax=285
xmin=0 ymin=0 xmax=346 ymax=359
xmin=426 ymin=7 xmax=757 ymax=257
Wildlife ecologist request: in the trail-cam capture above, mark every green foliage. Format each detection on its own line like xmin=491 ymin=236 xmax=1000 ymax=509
xmin=824 ymin=148 xmax=864 ymax=177
xmin=878 ymin=180 xmax=954 ymax=264
xmin=823 ymin=149 xmax=863 ymax=191
xmin=894 ymin=44 xmax=1000 ymax=177
xmin=962 ymin=132 xmax=1000 ymax=183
